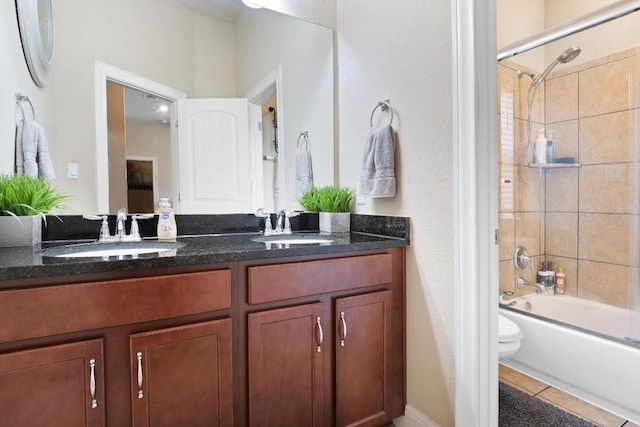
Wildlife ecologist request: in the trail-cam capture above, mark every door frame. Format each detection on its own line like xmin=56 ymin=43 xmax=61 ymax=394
xmin=453 ymin=0 xmax=498 ymax=426
xmin=94 ymin=61 xmax=186 ymax=213
xmin=246 ymin=66 xmax=285 ymax=211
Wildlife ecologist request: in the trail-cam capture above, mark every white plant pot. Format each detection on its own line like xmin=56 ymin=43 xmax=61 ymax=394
xmin=0 ymin=215 xmax=42 ymax=247
xmin=319 ymin=212 xmax=350 ymax=233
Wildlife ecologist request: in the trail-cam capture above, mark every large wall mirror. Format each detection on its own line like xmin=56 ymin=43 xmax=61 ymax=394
xmin=51 ymin=0 xmax=334 ymax=214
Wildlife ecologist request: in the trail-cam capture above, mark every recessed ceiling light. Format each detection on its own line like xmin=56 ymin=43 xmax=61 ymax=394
xmin=242 ymin=0 xmax=262 ymax=9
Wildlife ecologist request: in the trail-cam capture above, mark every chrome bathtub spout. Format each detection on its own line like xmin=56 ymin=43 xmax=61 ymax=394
xmin=517 ymin=277 xmax=549 ymax=294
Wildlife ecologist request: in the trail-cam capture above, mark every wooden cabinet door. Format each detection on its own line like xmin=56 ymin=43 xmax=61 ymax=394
xmin=248 ymin=302 xmax=329 ymax=427
xmin=336 ymin=291 xmax=393 ymax=427
xmin=130 ymin=318 xmax=233 ymax=427
xmin=0 ymin=339 xmax=105 ymax=427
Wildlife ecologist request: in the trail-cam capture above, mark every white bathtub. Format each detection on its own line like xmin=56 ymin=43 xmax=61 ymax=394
xmin=500 ymin=294 xmax=640 ymax=424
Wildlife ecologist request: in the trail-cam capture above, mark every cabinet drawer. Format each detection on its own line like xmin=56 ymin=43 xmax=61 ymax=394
xmin=0 ymin=270 xmax=231 ymax=343
xmin=248 ymin=254 xmax=392 ymax=304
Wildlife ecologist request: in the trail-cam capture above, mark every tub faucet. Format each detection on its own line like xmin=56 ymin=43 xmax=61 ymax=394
xmin=517 ymin=277 xmax=549 ymax=294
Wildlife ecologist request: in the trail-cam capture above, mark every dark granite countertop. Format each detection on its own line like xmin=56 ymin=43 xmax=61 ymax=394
xmin=0 ymin=214 xmax=409 ymax=282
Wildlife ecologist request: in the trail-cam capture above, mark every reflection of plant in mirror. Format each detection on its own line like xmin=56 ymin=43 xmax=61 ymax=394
xmin=0 ymin=175 xmax=68 ymax=222
xmin=299 ymin=186 xmax=354 ymax=213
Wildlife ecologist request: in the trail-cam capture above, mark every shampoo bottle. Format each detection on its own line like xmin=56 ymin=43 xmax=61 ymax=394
xmin=156 ymin=198 xmax=177 ymax=240
xmin=555 ymin=267 xmax=566 ymax=295
xmin=535 ymin=128 xmax=547 ymax=164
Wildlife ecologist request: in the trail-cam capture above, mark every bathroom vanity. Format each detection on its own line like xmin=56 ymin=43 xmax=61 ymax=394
xmin=0 ymin=214 xmax=408 ymax=427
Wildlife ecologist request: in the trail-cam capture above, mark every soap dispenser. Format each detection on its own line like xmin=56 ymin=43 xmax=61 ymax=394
xmin=156 ymin=198 xmax=177 ymax=240
xmin=535 ymin=128 xmax=547 ymax=164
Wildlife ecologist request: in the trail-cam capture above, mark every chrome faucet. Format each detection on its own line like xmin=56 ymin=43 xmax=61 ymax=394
xmin=517 ymin=277 xmax=549 ymax=294
xmin=255 ymin=208 xmax=300 ymax=236
xmin=83 ymin=210 xmax=153 ymax=242
xmin=116 ymin=208 xmax=128 ymax=240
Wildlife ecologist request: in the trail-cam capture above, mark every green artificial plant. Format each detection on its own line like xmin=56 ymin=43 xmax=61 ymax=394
xmin=0 ymin=174 xmax=68 ymax=223
xmin=299 ymin=186 xmax=354 ymax=213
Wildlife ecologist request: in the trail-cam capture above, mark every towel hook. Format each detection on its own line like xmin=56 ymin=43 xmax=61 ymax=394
xmin=297 ymin=131 xmax=309 ymax=149
xmin=15 ymin=93 xmax=36 ymax=122
xmin=370 ymin=99 xmax=393 ymax=127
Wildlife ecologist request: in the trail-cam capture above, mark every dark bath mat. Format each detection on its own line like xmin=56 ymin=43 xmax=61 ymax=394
xmin=499 ymin=382 xmax=599 ymax=426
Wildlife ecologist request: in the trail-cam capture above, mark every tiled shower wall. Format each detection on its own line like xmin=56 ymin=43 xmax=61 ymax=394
xmin=498 ymin=47 xmax=640 ymax=311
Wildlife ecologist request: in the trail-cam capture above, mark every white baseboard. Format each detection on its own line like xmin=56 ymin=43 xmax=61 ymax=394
xmin=393 ymin=405 xmax=440 ymax=427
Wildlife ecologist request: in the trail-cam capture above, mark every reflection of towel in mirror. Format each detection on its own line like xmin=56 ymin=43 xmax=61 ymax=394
xmin=15 ymin=119 xmax=55 ymax=180
xmin=357 ymin=125 xmax=395 ymax=198
xmin=295 ymin=145 xmax=314 ymax=198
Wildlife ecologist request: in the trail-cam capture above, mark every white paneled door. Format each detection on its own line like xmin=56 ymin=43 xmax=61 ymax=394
xmin=177 ymin=98 xmax=258 ymax=213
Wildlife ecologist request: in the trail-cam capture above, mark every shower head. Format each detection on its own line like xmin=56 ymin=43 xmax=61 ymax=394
xmin=531 ymin=46 xmax=581 ymax=87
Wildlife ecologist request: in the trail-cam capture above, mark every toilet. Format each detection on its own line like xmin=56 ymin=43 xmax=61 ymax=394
xmin=498 ymin=314 xmax=522 ymax=360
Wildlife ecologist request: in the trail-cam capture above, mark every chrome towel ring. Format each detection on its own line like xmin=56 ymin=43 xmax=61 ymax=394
xmin=370 ymin=99 xmax=393 ymax=127
xmin=15 ymin=93 xmax=36 ymax=122
xmin=297 ymin=131 xmax=309 ymax=149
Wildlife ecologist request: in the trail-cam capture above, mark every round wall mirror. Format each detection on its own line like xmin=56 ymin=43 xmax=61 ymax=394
xmin=16 ymin=0 xmax=55 ymax=87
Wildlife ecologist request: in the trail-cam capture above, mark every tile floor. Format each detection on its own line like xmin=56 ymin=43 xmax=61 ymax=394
xmin=499 ymin=364 xmax=639 ymax=427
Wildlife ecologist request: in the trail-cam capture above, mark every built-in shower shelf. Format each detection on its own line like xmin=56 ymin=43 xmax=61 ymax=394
xmin=528 ymin=163 xmax=582 ymax=169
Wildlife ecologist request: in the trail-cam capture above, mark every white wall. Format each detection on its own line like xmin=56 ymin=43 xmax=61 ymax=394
xmin=235 ymin=8 xmax=334 ymax=209
xmin=337 ymin=1 xmax=454 ymax=425
xmin=498 ymin=0 xmax=640 ymax=72
xmin=126 ymin=120 xmax=173 ymax=202
xmin=250 ymin=0 xmax=336 ymax=30
xmin=0 ymin=1 xmax=56 ymax=175
xmin=497 ymin=0 xmax=546 ymax=71
xmin=545 ymin=0 xmax=640 ymax=65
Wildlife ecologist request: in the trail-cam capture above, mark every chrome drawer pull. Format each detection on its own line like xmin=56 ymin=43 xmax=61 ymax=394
xmin=339 ymin=311 xmax=347 ymax=347
xmin=89 ymin=358 xmax=98 ymax=409
xmin=316 ymin=316 xmax=323 ymax=352
xmin=136 ymin=352 xmax=144 ymax=399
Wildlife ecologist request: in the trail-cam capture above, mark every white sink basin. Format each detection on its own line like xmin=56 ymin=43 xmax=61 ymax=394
xmin=43 ymin=241 xmax=185 ymax=259
xmin=252 ymin=235 xmax=336 ymax=245
xmin=265 ymin=238 xmax=334 ymax=244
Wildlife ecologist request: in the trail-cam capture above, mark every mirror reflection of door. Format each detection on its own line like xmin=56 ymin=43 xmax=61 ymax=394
xmin=106 ymin=81 xmax=173 ymax=213
xmin=262 ymin=95 xmax=278 ymax=212
xmin=126 ymin=157 xmax=158 ymax=213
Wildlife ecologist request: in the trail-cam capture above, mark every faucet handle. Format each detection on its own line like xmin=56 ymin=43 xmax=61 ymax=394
xmin=282 ymin=211 xmax=299 ymax=234
xmin=513 ymin=246 xmax=534 ymax=270
xmin=83 ymin=215 xmax=113 ymax=241
xmin=127 ymin=214 xmax=154 ymax=242
xmin=254 ymin=208 xmax=270 ymax=218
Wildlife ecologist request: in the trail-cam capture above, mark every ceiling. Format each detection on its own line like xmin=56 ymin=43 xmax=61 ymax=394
xmin=125 ymin=87 xmax=171 ymax=124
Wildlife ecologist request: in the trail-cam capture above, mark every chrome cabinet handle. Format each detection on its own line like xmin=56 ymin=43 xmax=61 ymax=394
xmin=136 ymin=352 xmax=144 ymax=399
xmin=339 ymin=311 xmax=347 ymax=347
xmin=316 ymin=317 xmax=323 ymax=353
xmin=89 ymin=358 xmax=98 ymax=409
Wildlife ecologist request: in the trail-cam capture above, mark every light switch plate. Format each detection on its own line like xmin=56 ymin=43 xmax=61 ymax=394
xmin=67 ymin=162 xmax=79 ymax=179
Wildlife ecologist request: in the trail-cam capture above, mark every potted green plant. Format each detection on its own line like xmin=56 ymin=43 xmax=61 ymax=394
xmin=0 ymin=174 xmax=68 ymax=247
xmin=299 ymin=186 xmax=354 ymax=233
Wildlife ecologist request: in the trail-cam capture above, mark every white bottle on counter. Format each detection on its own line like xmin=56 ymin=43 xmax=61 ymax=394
xmin=535 ymin=128 xmax=547 ymax=164
xmin=555 ymin=267 xmax=566 ymax=295
xmin=156 ymin=198 xmax=177 ymax=240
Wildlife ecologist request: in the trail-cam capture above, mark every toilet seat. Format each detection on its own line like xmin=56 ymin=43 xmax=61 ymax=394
xmin=499 ymin=314 xmax=522 ymax=343
xmin=498 ymin=314 xmax=522 ymax=360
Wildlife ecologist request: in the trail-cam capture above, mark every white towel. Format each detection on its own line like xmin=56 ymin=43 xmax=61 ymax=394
xmin=295 ymin=144 xmax=313 ymax=198
xmin=15 ymin=119 xmax=55 ymax=180
xmin=357 ymin=125 xmax=396 ymax=198
xmin=35 ymin=122 xmax=55 ymax=180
